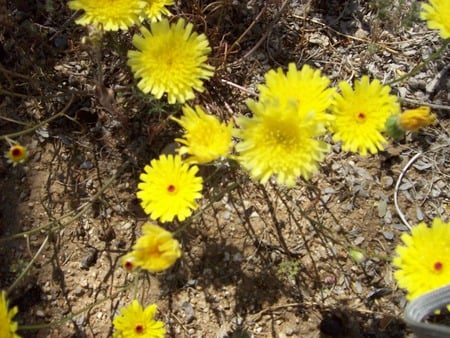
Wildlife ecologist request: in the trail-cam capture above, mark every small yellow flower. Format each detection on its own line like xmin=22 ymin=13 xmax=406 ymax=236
xmin=68 ymin=0 xmax=146 ymax=31
xmin=129 ymin=223 xmax=181 ymax=273
xmin=171 ymin=105 xmax=233 ymax=164
xmin=128 ymin=18 xmax=214 ymax=104
xmin=5 ymin=144 xmax=27 ymax=165
xmin=121 ymin=253 xmax=137 ymax=272
xmin=137 ymin=154 xmax=203 ymax=222
xmin=398 ymin=106 xmax=436 ymax=131
xmin=421 ymin=0 xmax=450 ymax=39
xmin=143 ymin=0 xmax=174 ymax=21
xmin=0 ymin=291 xmax=20 ymax=338
xmin=393 ymin=218 xmax=450 ymax=301
xmin=330 ymin=76 xmax=400 ymax=156
xmin=113 ymin=300 xmax=166 ymax=338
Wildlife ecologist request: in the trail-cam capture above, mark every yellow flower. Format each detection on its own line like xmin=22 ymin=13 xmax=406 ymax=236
xmin=0 ymin=291 xmax=20 ymax=338
xmin=393 ymin=218 xmax=450 ymax=301
xmin=137 ymin=154 xmax=203 ymax=222
xmin=113 ymin=300 xmax=165 ymax=338
xmin=330 ymin=76 xmax=400 ymax=156
xmin=5 ymin=144 xmax=27 ymax=166
xmin=421 ymin=0 xmax=450 ymax=39
xmin=128 ymin=18 xmax=214 ymax=104
xmin=143 ymin=0 xmax=174 ymax=21
xmin=235 ymin=64 xmax=333 ymax=186
xmin=235 ymin=100 xmax=330 ymax=186
xmin=398 ymin=106 xmax=436 ymax=131
xmin=128 ymin=223 xmax=181 ymax=273
xmin=258 ymin=63 xmax=335 ymax=122
xmin=68 ymin=0 xmax=146 ymax=31
xmin=171 ymin=105 xmax=233 ymax=164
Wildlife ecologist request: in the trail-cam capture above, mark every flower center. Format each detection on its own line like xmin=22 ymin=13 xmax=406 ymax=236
xmin=124 ymin=260 xmax=134 ymax=271
xmin=167 ymin=184 xmax=176 ymax=193
xmin=356 ymin=112 xmax=366 ymax=122
xmin=135 ymin=324 xmax=144 ymax=334
xmin=433 ymin=261 xmax=443 ymax=272
xmin=12 ymin=147 xmax=23 ymax=158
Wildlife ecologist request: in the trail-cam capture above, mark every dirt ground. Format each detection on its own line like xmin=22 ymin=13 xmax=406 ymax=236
xmin=0 ymin=0 xmax=449 ymax=337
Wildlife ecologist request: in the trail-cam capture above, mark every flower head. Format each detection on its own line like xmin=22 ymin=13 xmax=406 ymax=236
xmin=258 ymin=63 xmax=335 ymax=121
xmin=0 ymin=291 xmax=20 ymax=338
xmin=143 ymin=0 xmax=174 ymax=21
xmin=234 ymin=64 xmax=333 ymax=186
xmin=398 ymin=106 xmax=436 ymax=132
xmin=5 ymin=144 xmax=27 ymax=166
xmin=128 ymin=18 xmax=214 ymax=104
xmin=126 ymin=223 xmax=181 ymax=273
xmin=393 ymin=218 xmax=450 ymax=301
xmin=421 ymin=0 xmax=450 ymax=39
xmin=113 ymin=300 xmax=165 ymax=338
xmin=171 ymin=105 xmax=233 ymax=164
xmin=137 ymin=154 xmax=203 ymax=222
xmin=235 ymin=100 xmax=330 ymax=186
xmin=68 ymin=0 xmax=146 ymax=31
xmin=330 ymin=76 xmax=400 ymax=156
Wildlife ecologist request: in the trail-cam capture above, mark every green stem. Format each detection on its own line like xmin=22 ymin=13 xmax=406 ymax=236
xmin=387 ymin=39 xmax=449 ymax=86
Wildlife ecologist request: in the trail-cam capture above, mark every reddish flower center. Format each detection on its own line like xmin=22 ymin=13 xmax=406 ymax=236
xmin=167 ymin=184 xmax=176 ymax=193
xmin=12 ymin=148 xmax=22 ymax=157
xmin=357 ymin=112 xmax=366 ymax=121
xmin=433 ymin=261 xmax=443 ymax=272
xmin=135 ymin=324 xmax=144 ymax=334
xmin=124 ymin=261 xmax=134 ymax=271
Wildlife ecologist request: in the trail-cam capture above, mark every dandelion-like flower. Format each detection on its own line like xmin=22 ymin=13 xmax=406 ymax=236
xmin=5 ymin=144 xmax=27 ymax=166
xmin=393 ymin=218 xmax=450 ymax=301
xmin=235 ymin=100 xmax=330 ymax=186
xmin=143 ymin=0 xmax=174 ymax=21
xmin=398 ymin=106 xmax=436 ymax=131
xmin=127 ymin=223 xmax=181 ymax=273
xmin=330 ymin=76 xmax=400 ymax=156
xmin=235 ymin=64 xmax=333 ymax=186
xmin=137 ymin=154 xmax=203 ymax=222
xmin=421 ymin=0 xmax=450 ymax=39
xmin=113 ymin=300 xmax=165 ymax=338
xmin=0 ymin=291 xmax=20 ymax=338
xmin=68 ymin=0 xmax=146 ymax=31
xmin=128 ymin=18 xmax=214 ymax=104
xmin=258 ymin=63 xmax=335 ymax=121
xmin=171 ymin=105 xmax=233 ymax=164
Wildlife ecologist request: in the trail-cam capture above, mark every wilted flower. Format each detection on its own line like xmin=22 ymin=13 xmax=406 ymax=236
xmin=128 ymin=18 xmax=214 ymax=104
xmin=0 ymin=291 xmax=20 ymax=338
xmin=113 ymin=300 xmax=165 ymax=338
xmin=421 ymin=0 xmax=450 ymax=39
xmin=137 ymin=154 xmax=203 ymax=222
xmin=172 ymin=105 xmax=233 ymax=164
xmin=330 ymin=76 xmax=400 ymax=155
xmin=68 ymin=0 xmax=146 ymax=31
xmin=393 ymin=218 xmax=450 ymax=301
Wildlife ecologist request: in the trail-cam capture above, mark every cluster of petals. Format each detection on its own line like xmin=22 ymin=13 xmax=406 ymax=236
xmin=0 ymin=291 xmax=20 ymax=338
xmin=235 ymin=63 xmax=334 ymax=186
xmin=122 ymin=223 xmax=181 ymax=273
xmin=113 ymin=300 xmax=165 ymax=338
xmin=171 ymin=105 xmax=233 ymax=164
xmin=393 ymin=218 xmax=450 ymax=301
xmin=128 ymin=18 xmax=214 ymax=104
xmin=421 ymin=0 xmax=450 ymax=39
xmin=68 ymin=0 xmax=173 ymax=31
xmin=5 ymin=144 xmax=27 ymax=166
xmin=330 ymin=76 xmax=400 ymax=156
xmin=137 ymin=154 xmax=203 ymax=222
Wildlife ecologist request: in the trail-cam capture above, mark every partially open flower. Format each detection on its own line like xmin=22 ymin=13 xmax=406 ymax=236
xmin=398 ymin=106 xmax=436 ymax=132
